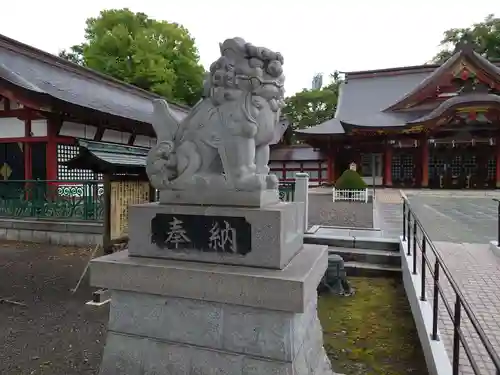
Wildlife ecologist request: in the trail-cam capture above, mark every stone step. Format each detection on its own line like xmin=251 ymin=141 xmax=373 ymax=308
xmin=329 ymin=247 xmax=401 ymax=267
xmin=344 ymin=261 xmax=401 ymax=278
xmin=305 ymin=234 xmax=400 ymax=252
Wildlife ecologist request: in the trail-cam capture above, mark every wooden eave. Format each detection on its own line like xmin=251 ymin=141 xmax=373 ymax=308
xmin=0 ymin=77 xmax=154 ymax=136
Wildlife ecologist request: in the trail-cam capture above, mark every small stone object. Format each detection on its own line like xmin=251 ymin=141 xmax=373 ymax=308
xmin=319 ymin=254 xmax=354 ymax=296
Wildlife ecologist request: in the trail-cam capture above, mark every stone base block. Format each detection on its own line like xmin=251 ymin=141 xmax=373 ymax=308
xmin=127 ymin=201 xmax=304 ymax=269
xmin=91 ymin=245 xmax=337 ymax=374
xmin=106 ymin=289 xmax=319 ymax=362
xmin=91 ymin=245 xmax=327 ymax=313
xmin=99 ymin=326 xmax=335 ymax=375
xmin=159 ymin=188 xmax=280 ymax=207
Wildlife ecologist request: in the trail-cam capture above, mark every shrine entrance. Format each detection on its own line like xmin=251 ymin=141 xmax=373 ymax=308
xmin=428 ymin=144 xmax=496 ymax=189
xmin=391 ymin=150 xmax=417 ymax=188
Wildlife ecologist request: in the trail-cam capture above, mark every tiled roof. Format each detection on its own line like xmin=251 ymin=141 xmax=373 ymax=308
xmin=0 ymin=33 xmax=188 ymax=124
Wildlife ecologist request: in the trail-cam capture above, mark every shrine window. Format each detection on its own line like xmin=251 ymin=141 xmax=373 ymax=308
xmin=57 ymin=143 xmax=102 ymax=181
xmin=487 ymin=158 xmax=496 ymax=180
xmin=361 ymin=153 xmax=382 ymax=177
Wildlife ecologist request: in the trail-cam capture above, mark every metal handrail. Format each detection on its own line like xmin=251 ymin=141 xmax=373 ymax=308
xmin=493 ymin=199 xmax=500 ymax=246
xmin=401 ymin=191 xmax=500 ymax=375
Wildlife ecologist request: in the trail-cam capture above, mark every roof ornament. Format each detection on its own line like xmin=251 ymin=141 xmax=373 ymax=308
xmin=453 ymin=33 xmax=476 ymax=55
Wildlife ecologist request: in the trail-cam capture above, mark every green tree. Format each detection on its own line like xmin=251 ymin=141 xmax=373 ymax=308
xmin=282 ymin=72 xmax=343 ymax=144
xmin=433 ymin=14 xmax=500 ymax=63
xmin=59 ymin=8 xmax=205 ymax=106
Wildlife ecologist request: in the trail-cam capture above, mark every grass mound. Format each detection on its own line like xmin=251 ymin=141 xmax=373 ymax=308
xmin=335 ymin=169 xmax=367 ymax=190
xmin=318 ymin=277 xmax=428 ymax=375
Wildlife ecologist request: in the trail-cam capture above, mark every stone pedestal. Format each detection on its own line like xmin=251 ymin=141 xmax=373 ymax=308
xmin=128 ymin=201 xmax=304 ymax=269
xmin=91 ymin=198 xmax=338 ymax=374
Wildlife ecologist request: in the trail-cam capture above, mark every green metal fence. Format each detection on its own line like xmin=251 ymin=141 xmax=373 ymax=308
xmin=278 ymin=181 xmax=295 ymax=202
xmin=0 ymin=180 xmax=104 ymax=221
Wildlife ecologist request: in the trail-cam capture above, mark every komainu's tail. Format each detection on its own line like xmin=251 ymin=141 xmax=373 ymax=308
xmin=151 ymin=99 xmax=180 ymax=142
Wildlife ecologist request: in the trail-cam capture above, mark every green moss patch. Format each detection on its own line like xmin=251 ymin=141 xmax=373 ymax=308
xmin=318 ymin=277 xmax=428 ymax=375
xmin=335 ymin=169 xmax=367 ymax=190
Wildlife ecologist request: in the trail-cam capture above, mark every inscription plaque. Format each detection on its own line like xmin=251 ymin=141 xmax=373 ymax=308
xmin=151 ymin=213 xmax=251 ymax=255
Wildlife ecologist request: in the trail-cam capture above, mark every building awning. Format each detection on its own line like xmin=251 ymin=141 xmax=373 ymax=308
xmin=63 ymin=139 xmax=149 ymax=175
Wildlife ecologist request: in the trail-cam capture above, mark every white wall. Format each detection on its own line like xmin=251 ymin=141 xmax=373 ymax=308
xmin=134 ymin=135 xmax=156 ymax=148
xmin=31 ymin=119 xmax=47 ymax=137
xmin=0 ymin=99 xmax=22 ymax=110
xmin=102 ymin=129 xmax=131 ymax=144
xmin=59 ymin=121 xmax=157 ymax=147
xmin=59 ymin=121 xmax=97 ymax=139
xmin=0 ymin=118 xmax=25 ymax=138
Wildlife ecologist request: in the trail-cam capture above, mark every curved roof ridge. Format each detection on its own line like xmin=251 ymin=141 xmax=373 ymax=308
xmin=382 ymin=52 xmax=463 ymax=112
xmin=407 ymin=93 xmax=500 ymax=125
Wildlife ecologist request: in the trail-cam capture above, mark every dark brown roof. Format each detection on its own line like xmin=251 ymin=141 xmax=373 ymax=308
xmin=0 ymin=33 xmax=189 ymax=125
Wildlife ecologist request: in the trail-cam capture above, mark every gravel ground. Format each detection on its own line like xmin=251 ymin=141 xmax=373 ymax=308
xmin=308 ymin=194 xmax=373 ymax=228
xmin=0 ymin=195 xmax=372 ymax=374
xmin=0 ymin=242 xmax=108 ymax=375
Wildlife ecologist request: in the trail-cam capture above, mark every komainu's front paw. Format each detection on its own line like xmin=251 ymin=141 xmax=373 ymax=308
xmin=265 ymin=174 xmax=279 ymax=189
xmin=234 ymin=174 xmax=267 ymax=191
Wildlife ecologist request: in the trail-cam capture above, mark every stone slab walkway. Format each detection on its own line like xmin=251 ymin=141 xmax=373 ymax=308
xmin=375 ymin=189 xmax=500 ymax=374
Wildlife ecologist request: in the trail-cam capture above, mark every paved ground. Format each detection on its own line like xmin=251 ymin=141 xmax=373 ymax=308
xmin=375 ymin=189 xmax=500 ymax=375
xmin=406 ymin=195 xmax=499 ymax=243
xmin=0 ymin=242 xmax=108 ymax=375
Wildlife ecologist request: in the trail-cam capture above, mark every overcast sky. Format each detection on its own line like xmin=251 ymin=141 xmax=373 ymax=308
xmin=0 ymin=1 xmax=498 ymax=95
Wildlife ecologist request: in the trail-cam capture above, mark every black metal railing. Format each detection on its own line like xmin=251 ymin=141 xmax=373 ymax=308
xmin=402 ymin=192 xmax=500 ymax=375
xmin=493 ymin=199 xmax=500 ymax=246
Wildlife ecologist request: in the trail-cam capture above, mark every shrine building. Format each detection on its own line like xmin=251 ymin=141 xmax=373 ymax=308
xmin=296 ymin=43 xmax=500 ymax=189
xmin=0 ymin=33 xmax=190 ymax=182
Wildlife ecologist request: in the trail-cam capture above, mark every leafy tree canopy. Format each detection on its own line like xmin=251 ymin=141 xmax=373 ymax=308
xmin=282 ymin=72 xmax=343 ymax=144
xmin=433 ymin=14 xmax=500 ymax=63
xmin=59 ymin=8 xmax=205 ymax=106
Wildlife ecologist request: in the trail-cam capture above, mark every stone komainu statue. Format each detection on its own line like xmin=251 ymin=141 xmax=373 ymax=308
xmin=146 ymin=37 xmax=286 ymax=192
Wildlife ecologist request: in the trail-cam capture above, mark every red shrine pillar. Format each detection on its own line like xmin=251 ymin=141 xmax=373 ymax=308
xmin=46 ymin=118 xmax=58 ymax=181
xmin=421 ymin=136 xmax=429 ymax=188
xmin=327 ymin=153 xmax=335 ymax=184
xmin=326 ymin=140 xmax=336 ymax=184
xmin=496 ymin=137 xmax=500 ymax=188
xmin=384 ymin=142 xmax=392 ymax=187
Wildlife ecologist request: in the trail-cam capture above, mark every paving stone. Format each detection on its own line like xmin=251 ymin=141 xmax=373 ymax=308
xmin=376 ymin=189 xmax=500 ymax=374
